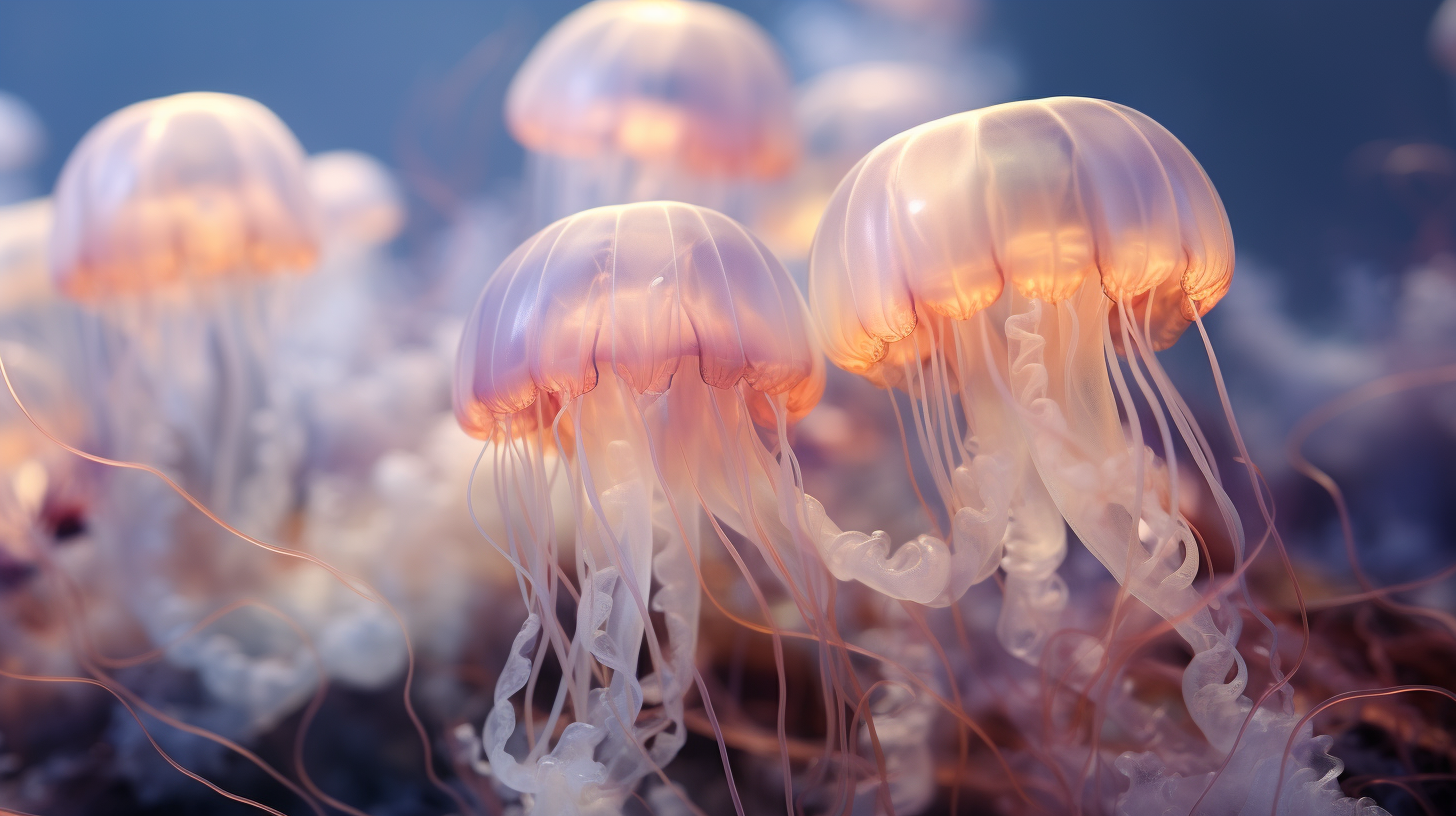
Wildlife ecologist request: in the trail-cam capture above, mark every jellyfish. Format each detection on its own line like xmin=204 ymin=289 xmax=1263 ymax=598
xmin=48 ymin=91 xmax=329 ymax=730
xmin=809 ymin=97 xmax=1385 ymax=813
xmin=455 ymin=200 xmax=954 ymax=813
xmin=280 ymin=149 xmax=405 ymax=370
xmin=757 ymin=61 xmax=968 ymax=270
xmin=1433 ymin=0 xmax=1456 ymax=76
xmin=505 ymin=0 xmax=797 ymax=225
xmin=0 ymin=91 xmax=44 ymax=205
xmin=50 ymin=90 xmax=318 ymax=528
xmin=307 ymin=149 xmax=405 ymax=253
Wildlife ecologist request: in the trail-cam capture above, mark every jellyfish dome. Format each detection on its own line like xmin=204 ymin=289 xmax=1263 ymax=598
xmin=50 ymin=91 xmax=318 ymax=299
xmin=506 ymin=0 xmax=797 ymax=222
xmin=306 ymin=149 xmax=404 ymax=250
xmin=0 ymin=91 xmax=44 ymax=205
xmin=810 ymin=97 xmax=1383 ymax=814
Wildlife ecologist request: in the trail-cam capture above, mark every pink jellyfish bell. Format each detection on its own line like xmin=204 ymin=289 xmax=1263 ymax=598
xmin=506 ymin=0 xmax=797 ymax=223
xmin=809 ymin=96 xmax=1252 ymax=740
xmin=49 ymin=91 xmax=319 ymax=525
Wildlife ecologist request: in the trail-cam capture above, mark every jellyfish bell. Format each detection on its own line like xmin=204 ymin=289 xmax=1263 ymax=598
xmin=51 ymin=91 xmax=318 ymax=301
xmin=1433 ymin=0 xmax=1456 ymax=75
xmin=505 ymin=0 xmax=797 ymax=224
xmin=0 ymin=91 xmax=44 ymax=205
xmin=306 ymin=149 xmax=404 ymax=252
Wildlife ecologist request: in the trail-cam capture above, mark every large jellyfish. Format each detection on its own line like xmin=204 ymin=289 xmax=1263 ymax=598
xmin=809 ymin=97 xmax=1383 ymax=814
xmin=505 ymin=0 xmax=797 ymax=225
xmin=455 ymin=200 xmax=953 ymax=814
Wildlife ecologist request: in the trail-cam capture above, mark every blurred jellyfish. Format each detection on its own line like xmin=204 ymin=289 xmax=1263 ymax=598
xmin=0 ymin=91 xmax=44 ymax=205
xmin=506 ymin=0 xmax=797 ymax=224
xmin=458 ymin=201 xmax=914 ymax=813
xmin=47 ymin=91 xmax=329 ymax=729
xmin=758 ymin=61 xmax=968 ymax=269
xmin=776 ymin=0 xmax=1015 ymax=98
xmin=810 ymin=97 xmax=1382 ymax=813
xmin=1433 ymin=0 xmax=1456 ymax=75
xmin=51 ymin=91 xmax=318 ymax=526
xmin=307 ymin=149 xmax=405 ymax=253
xmin=0 ymin=198 xmax=60 ymax=333
xmin=277 ymin=149 xmax=405 ymax=371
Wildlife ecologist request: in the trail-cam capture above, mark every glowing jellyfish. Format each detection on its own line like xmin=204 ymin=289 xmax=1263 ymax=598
xmin=506 ymin=0 xmax=797 ymax=224
xmin=51 ymin=91 xmax=318 ymax=523
xmin=456 ymin=201 xmax=954 ymax=813
xmin=0 ymin=91 xmax=44 ymax=206
xmin=809 ymin=97 xmax=1388 ymax=814
xmin=809 ymin=92 xmax=1249 ymax=743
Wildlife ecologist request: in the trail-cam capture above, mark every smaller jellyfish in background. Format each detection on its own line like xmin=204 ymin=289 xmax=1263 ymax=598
xmin=757 ymin=61 xmax=969 ymax=271
xmin=51 ymin=90 xmax=318 ymax=527
xmin=307 ymin=149 xmax=406 ymax=254
xmin=0 ymin=91 xmax=44 ymax=205
xmin=280 ymin=149 xmax=406 ymax=372
xmin=1431 ymin=0 xmax=1456 ymax=76
xmin=48 ymin=91 xmax=330 ymax=733
xmin=0 ymin=343 xmax=123 ymax=815
xmin=506 ymin=0 xmax=798 ymax=225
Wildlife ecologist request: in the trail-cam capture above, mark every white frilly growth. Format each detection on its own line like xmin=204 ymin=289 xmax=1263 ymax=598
xmin=859 ymin=626 xmax=942 ymax=816
xmin=1115 ymin=711 xmax=1391 ymax=816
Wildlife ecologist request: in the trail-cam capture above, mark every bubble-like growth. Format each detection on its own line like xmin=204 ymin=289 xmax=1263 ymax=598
xmin=506 ymin=0 xmax=797 ymax=223
xmin=810 ymin=97 xmax=1379 ymax=814
xmin=50 ymin=92 xmax=318 ymax=300
xmin=306 ymin=149 xmax=404 ymax=250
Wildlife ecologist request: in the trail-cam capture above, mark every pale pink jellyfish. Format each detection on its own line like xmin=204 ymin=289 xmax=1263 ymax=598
xmin=50 ymin=91 xmax=319 ymax=526
xmin=0 ymin=91 xmax=44 ymax=205
xmin=45 ymin=92 xmax=330 ymax=731
xmin=455 ymin=200 xmax=950 ymax=813
xmin=808 ymin=97 xmax=1392 ymax=813
xmin=306 ymin=149 xmax=405 ymax=252
xmin=506 ymin=0 xmax=797 ymax=224
xmin=808 ymin=97 xmax=1362 ymax=812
